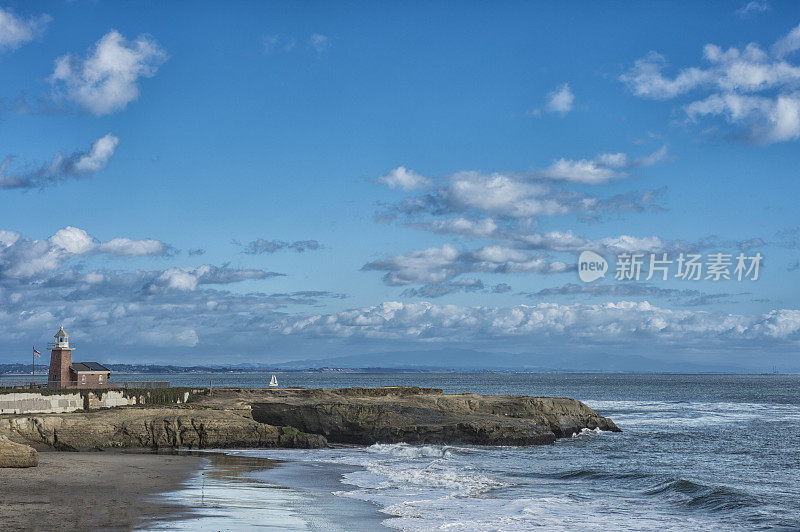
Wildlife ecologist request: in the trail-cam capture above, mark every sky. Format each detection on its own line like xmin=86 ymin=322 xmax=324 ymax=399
xmin=1 ymin=1 xmax=800 ymax=369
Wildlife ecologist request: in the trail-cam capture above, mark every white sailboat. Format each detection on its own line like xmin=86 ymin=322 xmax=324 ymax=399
xmin=269 ymin=374 xmax=278 ymax=387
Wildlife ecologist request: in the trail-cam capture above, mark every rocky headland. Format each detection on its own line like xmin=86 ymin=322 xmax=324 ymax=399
xmin=0 ymin=386 xmax=619 ymax=451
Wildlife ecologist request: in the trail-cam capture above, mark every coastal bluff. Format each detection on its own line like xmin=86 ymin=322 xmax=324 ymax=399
xmin=245 ymin=387 xmax=620 ymax=445
xmin=0 ymin=386 xmax=619 ymax=450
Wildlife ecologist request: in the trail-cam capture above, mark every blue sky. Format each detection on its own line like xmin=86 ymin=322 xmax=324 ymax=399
xmin=1 ymin=1 xmax=800 ymax=369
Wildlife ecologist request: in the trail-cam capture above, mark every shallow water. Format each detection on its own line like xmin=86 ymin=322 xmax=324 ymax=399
xmin=156 ymin=374 xmax=799 ymax=530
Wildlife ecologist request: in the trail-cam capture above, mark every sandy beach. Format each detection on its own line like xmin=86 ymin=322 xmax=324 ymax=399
xmin=0 ymin=451 xmax=203 ymax=531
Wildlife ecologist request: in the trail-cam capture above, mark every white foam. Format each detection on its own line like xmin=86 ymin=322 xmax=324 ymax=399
xmin=228 ymin=443 xmax=757 ymax=531
xmin=378 ymin=494 xmax=733 ymax=531
xmin=572 ymin=427 xmax=606 ymax=437
xmin=584 ymin=400 xmax=800 ymax=428
xmin=366 ymin=442 xmax=460 ymax=459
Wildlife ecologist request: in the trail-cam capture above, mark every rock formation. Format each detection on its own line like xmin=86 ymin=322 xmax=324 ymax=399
xmin=0 ymin=435 xmax=38 ymax=467
xmin=0 ymin=387 xmax=619 ymax=450
xmin=0 ymin=407 xmax=325 ymax=451
xmin=246 ymin=387 xmax=620 ymax=445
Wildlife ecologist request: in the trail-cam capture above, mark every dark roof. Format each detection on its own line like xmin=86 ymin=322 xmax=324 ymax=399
xmin=70 ymin=362 xmax=110 ymax=373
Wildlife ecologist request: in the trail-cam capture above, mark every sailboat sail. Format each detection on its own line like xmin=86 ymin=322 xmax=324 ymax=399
xmin=269 ymin=374 xmax=278 ymax=387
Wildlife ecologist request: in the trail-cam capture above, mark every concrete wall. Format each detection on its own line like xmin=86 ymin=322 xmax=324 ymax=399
xmin=0 ymin=390 xmax=193 ymax=415
xmin=0 ymin=392 xmax=82 ymax=414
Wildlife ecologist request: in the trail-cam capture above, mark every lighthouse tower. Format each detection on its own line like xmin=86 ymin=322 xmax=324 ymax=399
xmin=48 ymin=326 xmax=73 ymax=388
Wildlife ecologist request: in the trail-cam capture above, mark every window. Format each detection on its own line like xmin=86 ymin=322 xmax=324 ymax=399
xmin=81 ymin=374 xmax=86 ymax=384
xmin=98 ymin=375 xmax=103 ymax=384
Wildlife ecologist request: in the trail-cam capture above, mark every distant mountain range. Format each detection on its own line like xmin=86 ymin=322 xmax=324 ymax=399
xmin=0 ymin=349 xmax=787 ymax=375
xmin=271 ymin=349 xmax=752 ymax=373
xmin=0 ymin=363 xmax=50 ymax=376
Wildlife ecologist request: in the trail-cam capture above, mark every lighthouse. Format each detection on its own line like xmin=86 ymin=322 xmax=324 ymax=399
xmin=47 ymin=326 xmax=73 ymax=388
xmin=46 ymin=326 xmax=111 ymax=388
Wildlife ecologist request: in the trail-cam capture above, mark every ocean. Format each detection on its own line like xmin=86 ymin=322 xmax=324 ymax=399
xmin=107 ymin=373 xmax=800 ymax=529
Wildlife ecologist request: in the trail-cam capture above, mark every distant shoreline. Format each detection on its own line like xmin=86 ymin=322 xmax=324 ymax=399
xmin=1 ymin=364 xmax=797 ymax=376
xmin=2 ymin=370 xmax=797 ymax=377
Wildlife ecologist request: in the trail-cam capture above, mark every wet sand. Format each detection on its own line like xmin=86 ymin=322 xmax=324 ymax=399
xmin=0 ymin=451 xmax=204 ymax=531
xmin=151 ymin=450 xmax=389 ymax=531
xmin=0 ymin=449 xmax=387 ymax=531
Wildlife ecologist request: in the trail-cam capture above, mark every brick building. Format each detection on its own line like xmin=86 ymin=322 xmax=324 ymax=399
xmin=47 ymin=326 xmax=111 ymax=388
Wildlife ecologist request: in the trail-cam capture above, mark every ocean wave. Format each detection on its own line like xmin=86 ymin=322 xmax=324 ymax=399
xmin=584 ymin=400 xmax=800 ymax=428
xmin=338 ymin=460 xmax=509 ymax=497
xmin=547 ymin=468 xmax=650 ymax=481
xmin=377 ymin=494 xmax=734 ymax=531
xmin=644 ymin=478 xmax=758 ymax=512
xmin=366 ymin=442 xmax=467 ymax=459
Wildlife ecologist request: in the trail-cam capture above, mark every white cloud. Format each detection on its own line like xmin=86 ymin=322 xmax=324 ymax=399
xmin=375 ymin=147 xmax=667 ymax=224
xmin=50 ymin=226 xmax=96 ymax=255
xmin=158 ymin=268 xmax=199 ymax=291
xmin=539 ymin=146 xmax=666 ymax=184
xmin=263 ymin=34 xmax=280 ymax=54
xmin=73 ymin=134 xmax=119 ymax=172
xmin=685 ymin=92 xmax=800 ymax=143
xmin=736 ymin=1 xmax=769 ymax=19
xmin=99 ymin=237 xmax=169 ymax=257
xmin=773 ymin=23 xmax=800 ymax=58
xmin=1 ymin=134 xmax=120 ymax=190
xmin=479 ymin=228 xmax=703 ymax=256
xmin=0 ymin=226 xmax=170 ymax=279
xmin=621 ymin=25 xmax=800 ymax=143
xmin=0 ymin=7 xmax=50 ymax=51
xmin=262 ymin=34 xmax=297 ymax=54
xmin=542 ymin=154 xmax=625 ymax=184
xmin=364 ymin=244 xmax=461 ymax=285
xmin=445 ymin=172 xmax=570 ymax=217
xmin=362 ymin=243 xmax=567 ymax=287
xmin=0 ymin=230 xmax=21 ymax=247
xmin=544 ymin=83 xmax=575 ymax=114
xmin=620 ymin=51 xmax=712 ymax=100
xmin=310 ymin=34 xmax=330 ymax=53
xmin=378 ymin=166 xmax=431 ymax=191
xmin=51 ymin=30 xmax=167 ymax=115
xmin=412 ymin=217 xmax=499 ymax=238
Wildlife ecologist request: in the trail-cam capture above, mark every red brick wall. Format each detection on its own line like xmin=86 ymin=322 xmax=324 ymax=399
xmin=48 ymin=349 xmax=72 ymax=387
xmin=70 ymin=371 xmax=110 ymax=389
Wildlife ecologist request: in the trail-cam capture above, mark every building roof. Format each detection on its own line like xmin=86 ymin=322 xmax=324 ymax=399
xmin=55 ymin=325 xmax=68 ymax=339
xmin=70 ymin=362 xmax=110 ymax=373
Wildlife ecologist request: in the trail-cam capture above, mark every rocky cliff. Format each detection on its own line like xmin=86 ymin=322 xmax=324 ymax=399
xmin=217 ymin=386 xmax=620 ymax=446
xmin=0 ymin=386 xmax=619 ymax=450
xmin=0 ymin=406 xmax=326 ymax=450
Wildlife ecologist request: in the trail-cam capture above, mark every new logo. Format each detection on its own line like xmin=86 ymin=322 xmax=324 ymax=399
xmin=578 ymin=250 xmax=608 ymax=283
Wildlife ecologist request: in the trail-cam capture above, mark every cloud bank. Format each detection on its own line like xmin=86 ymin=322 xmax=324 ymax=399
xmin=279 ymin=300 xmax=800 ymax=346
